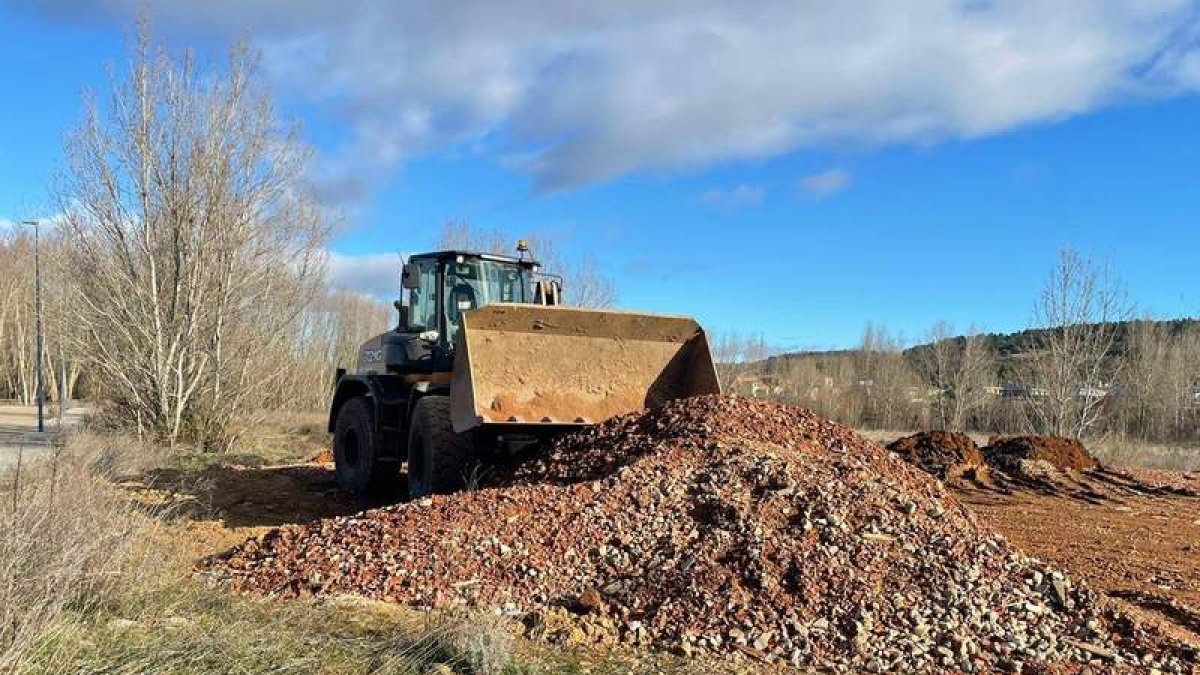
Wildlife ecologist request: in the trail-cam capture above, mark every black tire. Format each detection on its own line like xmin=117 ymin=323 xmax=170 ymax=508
xmin=407 ymin=396 xmax=476 ymax=498
xmin=333 ymin=397 xmax=394 ymax=495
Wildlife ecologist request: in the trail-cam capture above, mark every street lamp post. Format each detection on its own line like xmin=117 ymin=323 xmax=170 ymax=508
xmin=21 ymin=220 xmax=44 ymax=434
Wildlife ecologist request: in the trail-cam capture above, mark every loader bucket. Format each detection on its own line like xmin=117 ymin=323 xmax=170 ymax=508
xmin=449 ymin=304 xmax=721 ymax=432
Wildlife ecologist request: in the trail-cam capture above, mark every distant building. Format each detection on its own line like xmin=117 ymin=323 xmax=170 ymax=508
xmin=905 ymin=386 xmax=942 ymax=404
xmin=983 ymin=382 xmax=1108 ymax=400
xmin=732 ymin=374 xmax=789 ymax=399
xmin=985 ymin=383 xmax=1030 ymax=398
xmin=1077 ymin=385 xmax=1109 ymax=400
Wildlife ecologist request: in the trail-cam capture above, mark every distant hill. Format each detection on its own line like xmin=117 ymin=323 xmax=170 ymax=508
xmin=758 ymin=318 xmax=1200 ymax=376
xmin=951 ymin=318 xmax=1200 ymax=360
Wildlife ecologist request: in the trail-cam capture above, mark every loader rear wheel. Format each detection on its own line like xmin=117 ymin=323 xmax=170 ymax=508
xmin=407 ymin=396 xmax=476 ymax=499
xmin=333 ymin=397 xmax=394 ymax=495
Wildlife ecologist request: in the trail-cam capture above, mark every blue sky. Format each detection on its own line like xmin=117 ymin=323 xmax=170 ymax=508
xmin=2 ymin=2 xmax=1198 ymax=350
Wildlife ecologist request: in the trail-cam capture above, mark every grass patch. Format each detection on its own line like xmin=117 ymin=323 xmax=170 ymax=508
xmin=27 ymin=586 xmax=534 ymax=674
xmin=0 ymin=427 xmax=653 ymax=674
xmin=0 ymin=430 xmax=532 ymax=674
xmin=235 ymin=410 xmax=331 ymax=464
xmin=1091 ymin=439 xmax=1200 ymax=472
xmin=0 ymin=435 xmax=151 ymax=672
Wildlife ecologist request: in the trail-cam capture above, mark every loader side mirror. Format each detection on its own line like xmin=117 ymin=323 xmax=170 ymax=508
xmin=401 ymin=262 xmax=420 ymax=290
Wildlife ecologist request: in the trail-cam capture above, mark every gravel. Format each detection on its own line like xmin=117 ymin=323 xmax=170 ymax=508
xmin=208 ymin=396 xmax=1195 ymax=671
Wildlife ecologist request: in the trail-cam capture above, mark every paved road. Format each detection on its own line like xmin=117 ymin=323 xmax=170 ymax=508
xmin=0 ymin=404 xmax=89 ymax=470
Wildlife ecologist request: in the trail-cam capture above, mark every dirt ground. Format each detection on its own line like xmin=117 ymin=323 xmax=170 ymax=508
xmin=132 ymin=459 xmax=405 ymax=557
xmin=950 ymin=465 xmax=1200 ymax=648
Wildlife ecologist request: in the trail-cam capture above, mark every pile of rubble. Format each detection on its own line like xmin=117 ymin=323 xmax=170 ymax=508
xmin=210 ymin=396 xmax=1191 ymax=671
xmin=985 ymin=435 xmax=1101 ymax=478
xmin=886 ymin=431 xmax=984 ymax=481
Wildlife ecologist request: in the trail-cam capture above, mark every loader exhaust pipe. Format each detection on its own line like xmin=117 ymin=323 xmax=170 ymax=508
xmin=449 ymin=304 xmax=721 ymax=432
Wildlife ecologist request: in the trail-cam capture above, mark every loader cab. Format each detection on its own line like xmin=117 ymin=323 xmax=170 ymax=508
xmin=401 ymin=251 xmax=542 ymax=350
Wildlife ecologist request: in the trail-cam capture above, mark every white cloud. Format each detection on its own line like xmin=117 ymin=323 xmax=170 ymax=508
xmin=15 ymin=1 xmax=1200 ymax=193
xmin=799 ymin=169 xmax=853 ymax=197
xmin=702 ymin=183 xmax=765 ymax=209
xmin=327 ymin=251 xmax=404 ymax=298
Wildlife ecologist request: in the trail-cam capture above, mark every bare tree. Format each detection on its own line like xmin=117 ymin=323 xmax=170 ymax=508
xmin=713 ymin=331 xmax=769 ymax=393
xmin=0 ymin=232 xmax=36 ymax=403
xmin=1171 ymin=325 xmax=1200 ymax=441
xmin=566 ymin=253 xmax=617 ymax=309
xmin=792 ymin=353 xmax=866 ymax=425
xmin=0 ymin=224 xmax=91 ymax=405
xmin=267 ymin=289 xmax=392 ymax=412
xmin=1119 ymin=319 xmax=1171 ymax=439
xmin=1119 ymin=319 xmax=1200 ymax=443
xmin=855 ymin=324 xmax=920 ymax=430
xmin=913 ymin=321 xmax=994 ymax=431
xmin=1023 ymin=249 xmax=1131 ymax=439
xmin=56 ymin=26 xmax=328 ymax=448
xmin=439 ymin=219 xmax=508 ymax=256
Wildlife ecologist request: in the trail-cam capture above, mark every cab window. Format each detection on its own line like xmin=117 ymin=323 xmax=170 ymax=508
xmin=444 ymin=259 xmax=532 ymax=345
xmin=406 ymin=258 xmax=439 ymax=332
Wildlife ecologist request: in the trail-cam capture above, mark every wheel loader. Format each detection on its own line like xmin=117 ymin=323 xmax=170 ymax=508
xmin=328 ymin=243 xmax=721 ymax=497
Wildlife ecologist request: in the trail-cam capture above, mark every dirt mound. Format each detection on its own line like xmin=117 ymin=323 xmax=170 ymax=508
xmin=1105 ymin=466 xmax=1200 ymax=498
xmin=209 ymin=396 xmax=1189 ymax=671
xmin=985 ymin=436 xmax=1101 ymax=472
xmin=886 ymin=431 xmax=984 ymax=480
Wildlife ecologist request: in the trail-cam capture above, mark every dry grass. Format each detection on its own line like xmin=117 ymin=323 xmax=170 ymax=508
xmin=1090 ymin=438 xmax=1200 ymax=472
xmin=237 ymin=409 xmax=330 ymax=463
xmin=0 ymin=430 xmax=541 ymax=675
xmin=32 ymin=590 xmax=524 ymax=674
xmin=427 ymin=610 xmax=516 ymax=675
xmin=85 ymin=406 xmax=328 ymax=467
xmin=0 ymin=432 xmax=160 ymax=672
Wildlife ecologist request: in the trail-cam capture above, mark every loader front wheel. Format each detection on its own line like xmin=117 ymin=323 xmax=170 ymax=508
xmin=333 ymin=397 xmax=392 ymax=495
xmin=407 ymin=396 xmax=476 ymax=499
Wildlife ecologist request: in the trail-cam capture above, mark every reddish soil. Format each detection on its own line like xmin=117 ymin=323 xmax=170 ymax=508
xmin=208 ymin=396 xmax=1195 ymax=672
xmin=985 ymin=435 xmax=1101 ymax=471
xmin=887 ymin=430 xmax=984 ymax=480
xmin=950 ymin=464 xmax=1200 ymax=654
